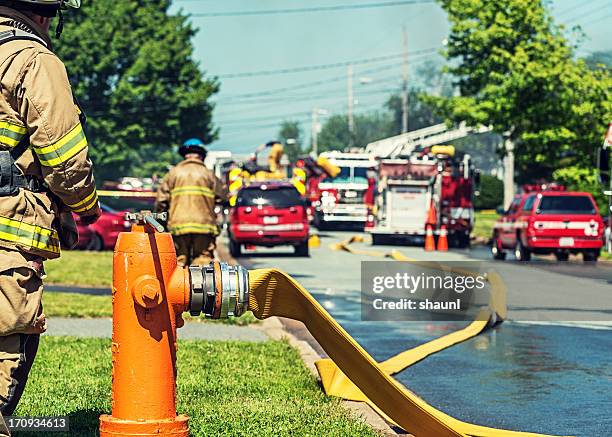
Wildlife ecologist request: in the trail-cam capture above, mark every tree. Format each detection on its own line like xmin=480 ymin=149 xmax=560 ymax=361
xmin=317 ymin=112 xmax=394 ymax=153
xmin=474 ymin=174 xmax=504 ymax=210
xmin=278 ymin=121 xmax=303 ymax=162
xmin=428 ymin=0 xmax=612 ymax=181
xmin=57 ymin=0 xmax=218 ymax=181
xmin=553 ymin=166 xmax=608 ymax=212
xmin=386 ymin=89 xmax=444 ymax=135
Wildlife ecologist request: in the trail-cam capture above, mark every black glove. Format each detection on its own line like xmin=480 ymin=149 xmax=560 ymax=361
xmin=80 ymin=208 xmax=101 ymax=225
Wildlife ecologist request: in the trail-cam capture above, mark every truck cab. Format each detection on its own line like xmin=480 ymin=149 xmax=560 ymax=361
xmin=367 ymin=146 xmax=476 ymax=247
xmin=313 ymin=152 xmax=377 ymax=230
xmin=492 ymin=189 xmax=604 ymax=262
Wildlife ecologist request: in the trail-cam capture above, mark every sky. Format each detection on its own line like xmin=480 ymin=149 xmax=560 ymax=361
xmin=170 ymin=0 xmax=612 ymax=155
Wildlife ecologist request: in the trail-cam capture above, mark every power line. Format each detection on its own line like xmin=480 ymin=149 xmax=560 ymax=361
xmin=189 ymin=1 xmax=435 ymax=18
xmin=217 ymin=48 xmax=439 ymax=100
xmin=218 ymin=61 xmax=403 ymax=101
xmin=565 ymin=4 xmax=610 ymax=24
xmin=216 ymin=49 xmax=435 ymax=79
xmin=555 ymin=0 xmax=598 ymax=18
xmin=581 ymin=10 xmax=612 ymax=25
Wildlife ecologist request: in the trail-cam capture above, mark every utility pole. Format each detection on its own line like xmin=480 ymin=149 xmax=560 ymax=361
xmin=311 ymin=108 xmax=328 ymax=157
xmin=311 ymin=108 xmax=320 ymax=158
xmin=347 ymin=64 xmax=355 ymax=148
xmin=503 ymin=134 xmax=515 ymax=209
xmin=401 ymin=26 xmax=409 ymax=134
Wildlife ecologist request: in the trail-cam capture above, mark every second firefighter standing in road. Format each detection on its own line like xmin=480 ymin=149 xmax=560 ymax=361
xmin=155 ymin=138 xmax=228 ymax=266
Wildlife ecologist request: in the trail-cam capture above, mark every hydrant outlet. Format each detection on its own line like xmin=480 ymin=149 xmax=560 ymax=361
xmin=188 ymin=262 xmax=249 ymax=318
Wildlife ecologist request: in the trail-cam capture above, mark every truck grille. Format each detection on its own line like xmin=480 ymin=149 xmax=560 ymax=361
xmin=339 ymin=189 xmax=365 ymax=204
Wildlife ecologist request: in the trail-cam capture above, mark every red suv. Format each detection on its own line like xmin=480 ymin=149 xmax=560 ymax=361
xmin=229 ymin=182 xmax=309 ymax=257
xmin=492 ymin=191 xmax=604 ymax=262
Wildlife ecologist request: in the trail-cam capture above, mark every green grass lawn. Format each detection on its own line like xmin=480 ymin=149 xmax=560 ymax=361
xmin=45 ymin=251 xmax=113 ymax=287
xmin=15 ymin=337 xmax=378 ymax=437
xmin=472 ymin=211 xmax=500 ymax=242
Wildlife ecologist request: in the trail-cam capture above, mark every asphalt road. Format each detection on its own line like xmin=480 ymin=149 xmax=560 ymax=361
xmin=232 ymin=230 xmax=612 ymax=437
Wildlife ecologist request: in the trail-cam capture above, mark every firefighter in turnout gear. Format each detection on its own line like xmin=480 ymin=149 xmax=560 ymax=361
xmin=0 ymin=0 xmax=99 ymax=434
xmin=155 ymin=139 xmax=229 ymax=267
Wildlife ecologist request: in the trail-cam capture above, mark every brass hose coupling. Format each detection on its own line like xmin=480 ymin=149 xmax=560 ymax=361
xmin=188 ymin=262 xmax=249 ymax=319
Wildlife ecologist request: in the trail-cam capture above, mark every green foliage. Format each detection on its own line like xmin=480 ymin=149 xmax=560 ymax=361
xmin=552 ymin=166 xmax=608 ymax=212
xmin=386 ymin=89 xmax=444 ymax=134
xmin=278 ymin=120 xmax=303 ymax=161
xmin=428 ymin=0 xmax=612 ymax=180
xmin=317 ymin=112 xmax=394 ymax=152
xmin=472 ymin=211 xmax=500 ymax=240
xmin=56 ymin=0 xmax=218 ymax=181
xmin=474 ymin=174 xmax=504 ymax=210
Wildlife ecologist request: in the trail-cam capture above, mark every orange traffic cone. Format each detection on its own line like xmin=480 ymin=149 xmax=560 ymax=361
xmin=437 ymin=225 xmax=448 ymax=252
xmin=424 ymin=225 xmax=435 ymax=252
xmin=426 ymin=201 xmax=437 ymax=225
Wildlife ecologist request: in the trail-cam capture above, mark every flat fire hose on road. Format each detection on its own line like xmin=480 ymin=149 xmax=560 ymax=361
xmin=248 ymin=269 xmax=567 ymax=436
xmin=258 ymin=236 xmax=566 ymax=436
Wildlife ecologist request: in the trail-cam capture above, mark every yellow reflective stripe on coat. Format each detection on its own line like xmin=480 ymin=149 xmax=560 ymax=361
xmin=170 ymin=223 xmax=219 ymax=235
xmin=68 ymin=189 xmax=99 ymax=213
xmin=0 ymin=215 xmax=60 ymax=254
xmin=0 ymin=120 xmax=27 ymax=148
xmin=33 ymin=123 xmax=87 ymax=167
xmin=170 ymin=186 xmax=214 ymax=198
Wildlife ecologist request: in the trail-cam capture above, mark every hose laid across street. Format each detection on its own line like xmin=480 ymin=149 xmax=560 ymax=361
xmin=248 ymin=269 xmax=569 ymax=437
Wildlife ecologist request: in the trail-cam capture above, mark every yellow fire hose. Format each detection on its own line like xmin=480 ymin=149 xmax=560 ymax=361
xmin=248 ymin=269 xmax=567 ymax=436
xmin=249 ymin=236 xmax=567 ymax=436
xmin=249 ymin=269 xmax=568 ymax=436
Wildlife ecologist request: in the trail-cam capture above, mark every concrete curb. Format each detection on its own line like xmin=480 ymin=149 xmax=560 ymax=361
xmin=217 ymin=239 xmax=404 ymax=437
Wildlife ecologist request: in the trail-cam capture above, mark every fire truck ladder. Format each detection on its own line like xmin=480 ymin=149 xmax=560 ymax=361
xmin=365 ymin=122 xmax=492 ymax=158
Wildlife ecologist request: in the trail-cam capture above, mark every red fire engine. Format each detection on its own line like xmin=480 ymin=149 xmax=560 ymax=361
xmin=367 ymin=145 xmax=478 ymax=247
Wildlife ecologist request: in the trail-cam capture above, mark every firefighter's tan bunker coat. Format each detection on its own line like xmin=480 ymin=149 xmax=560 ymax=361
xmin=155 ymin=158 xmax=228 ymax=266
xmin=0 ymin=7 xmax=99 ymax=432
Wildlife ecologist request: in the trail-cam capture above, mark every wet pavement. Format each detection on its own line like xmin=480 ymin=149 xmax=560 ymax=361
xmin=236 ymin=231 xmax=612 ymax=437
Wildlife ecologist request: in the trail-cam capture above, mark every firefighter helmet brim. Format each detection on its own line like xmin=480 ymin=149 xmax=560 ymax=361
xmin=4 ymin=0 xmax=80 ymax=9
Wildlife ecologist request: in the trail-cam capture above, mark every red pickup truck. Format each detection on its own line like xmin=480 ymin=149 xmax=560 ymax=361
xmin=492 ymin=191 xmax=604 ymax=262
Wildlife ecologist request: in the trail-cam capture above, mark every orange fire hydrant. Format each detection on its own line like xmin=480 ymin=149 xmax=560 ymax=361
xmin=100 ymin=212 xmax=249 ymax=436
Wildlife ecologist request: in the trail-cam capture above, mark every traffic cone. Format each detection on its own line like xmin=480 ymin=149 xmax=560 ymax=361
xmin=424 ymin=225 xmax=435 ymax=252
xmin=426 ymin=201 xmax=437 ymax=225
xmin=437 ymin=225 xmax=448 ymax=252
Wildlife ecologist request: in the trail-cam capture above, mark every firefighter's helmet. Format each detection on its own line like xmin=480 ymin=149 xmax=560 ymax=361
xmin=1 ymin=0 xmax=80 ymax=15
xmin=179 ymin=138 xmax=207 ymax=158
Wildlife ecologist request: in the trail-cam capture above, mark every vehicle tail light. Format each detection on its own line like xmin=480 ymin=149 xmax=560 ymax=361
xmin=365 ymin=214 xmax=375 ymax=229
